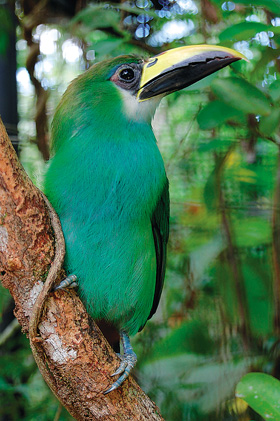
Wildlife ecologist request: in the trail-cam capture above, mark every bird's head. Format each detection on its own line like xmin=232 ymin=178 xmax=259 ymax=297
xmin=52 ymin=44 xmax=246 ymax=151
xmin=82 ymin=44 xmax=245 ymax=121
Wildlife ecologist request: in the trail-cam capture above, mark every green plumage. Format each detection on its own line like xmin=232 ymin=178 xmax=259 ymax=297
xmin=45 ymin=56 xmax=169 ymax=336
xmin=43 ymin=45 xmax=242 ymax=392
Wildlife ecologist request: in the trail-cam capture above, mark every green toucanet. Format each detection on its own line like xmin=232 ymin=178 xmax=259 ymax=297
xmin=44 ymin=44 xmax=245 ymax=393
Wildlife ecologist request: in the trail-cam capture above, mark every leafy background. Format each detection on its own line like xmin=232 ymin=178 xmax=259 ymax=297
xmin=1 ymin=0 xmax=280 ymax=419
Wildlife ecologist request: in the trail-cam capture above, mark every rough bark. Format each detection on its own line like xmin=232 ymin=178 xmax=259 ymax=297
xmin=0 ymin=119 xmax=163 ymax=420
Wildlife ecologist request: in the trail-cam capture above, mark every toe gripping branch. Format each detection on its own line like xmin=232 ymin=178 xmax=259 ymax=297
xmin=104 ymin=331 xmax=137 ymax=394
xmin=53 ymin=277 xmax=136 ymax=394
xmin=54 ymin=274 xmax=78 ymax=291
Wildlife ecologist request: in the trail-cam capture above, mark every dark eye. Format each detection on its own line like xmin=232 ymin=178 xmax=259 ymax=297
xmin=111 ymin=63 xmax=141 ymax=92
xmin=119 ymin=68 xmax=135 ymax=82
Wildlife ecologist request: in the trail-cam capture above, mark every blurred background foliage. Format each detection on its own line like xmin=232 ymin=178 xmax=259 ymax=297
xmin=0 ymin=0 xmax=280 ymax=419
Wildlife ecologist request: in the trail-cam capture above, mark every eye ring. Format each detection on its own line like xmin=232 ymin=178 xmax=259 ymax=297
xmin=119 ymin=67 xmax=136 ymax=82
xmin=110 ymin=62 xmax=141 ymax=93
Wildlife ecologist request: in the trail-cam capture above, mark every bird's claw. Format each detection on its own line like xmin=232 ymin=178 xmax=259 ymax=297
xmin=111 ymin=359 xmax=127 ymax=377
xmin=54 ymin=274 xmax=78 ymax=291
xmin=110 ymin=351 xmax=136 ymax=377
xmin=103 ymin=332 xmax=137 ymax=394
xmin=104 ymin=353 xmax=137 ymax=394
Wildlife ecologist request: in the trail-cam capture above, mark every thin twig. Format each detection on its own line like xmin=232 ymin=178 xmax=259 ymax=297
xmin=0 ymin=318 xmax=20 ymax=346
xmin=53 ymin=403 xmax=63 ymax=421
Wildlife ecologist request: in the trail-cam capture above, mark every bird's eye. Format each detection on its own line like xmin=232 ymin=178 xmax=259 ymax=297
xmin=111 ymin=63 xmax=141 ymax=92
xmin=119 ymin=68 xmax=135 ymax=82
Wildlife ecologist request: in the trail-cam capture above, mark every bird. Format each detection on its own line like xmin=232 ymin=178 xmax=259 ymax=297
xmin=44 ymin=44 xmax=245 ymax=394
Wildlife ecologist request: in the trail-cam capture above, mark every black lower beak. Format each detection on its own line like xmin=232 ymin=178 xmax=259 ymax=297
xmin=137 ymin=46 xmax=246 ymax=101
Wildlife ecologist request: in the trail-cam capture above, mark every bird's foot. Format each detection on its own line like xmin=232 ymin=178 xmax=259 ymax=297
xmin=54 ymin=274 xmax=78 ymax=291
xmin=103 ymin=331 xmax=137 ymax=394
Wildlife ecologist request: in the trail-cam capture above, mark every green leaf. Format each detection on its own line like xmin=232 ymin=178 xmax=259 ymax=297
xmin=197 ymin=100 xmax=245 ymax=130
xmin=71 ymin=4 xmax=120 ymax=30
xmin=211 ymin=77 xmax=271 ymax=116
xmin=233 ymin=0 xmax=280 ymax=14
xmin=251 ymin=49 xmax=280 ymax=82
xmin=259 ymin=108 xmax=280 ymax=135
xmin=116 ymin=3 xmax=159 ymax=19
xmin=242 ymin=257 xmax=274 ymax=336
xmin=234 ymin=218 xmax=270 ymax=248
xmin=93 ymin=38 xmax=124 ymax=57
xmin=269 ymin=80 xmax=280 ymax=103
xmin=198 ymin=138 xmax=233 ymax=152
xmin=219 ymin=22 xmax=270 ymax=42
xmin=147 ymin=320 xmax=215 ymax=361
xmin=236 ymin=373 xmax=280 ymax=419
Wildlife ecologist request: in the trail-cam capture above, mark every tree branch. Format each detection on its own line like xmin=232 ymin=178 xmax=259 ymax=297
xmin=0 ymin=118 xmax=163 ymax=420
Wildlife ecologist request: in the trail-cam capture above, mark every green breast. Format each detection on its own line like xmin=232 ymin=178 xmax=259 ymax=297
xmin=45 ymin=117 xmax=167 ymax=335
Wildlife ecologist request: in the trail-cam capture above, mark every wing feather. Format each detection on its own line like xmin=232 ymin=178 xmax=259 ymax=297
xmin=139 ymin=179 xmax=169 ymax=331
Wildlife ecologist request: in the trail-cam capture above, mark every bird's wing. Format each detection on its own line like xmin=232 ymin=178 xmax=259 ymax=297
xmin=139 ymin=179 xmax=170 ymax=331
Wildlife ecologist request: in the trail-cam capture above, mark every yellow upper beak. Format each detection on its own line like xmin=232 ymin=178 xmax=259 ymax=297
xmin=137 ymin=44 xmax=247 ymax=101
